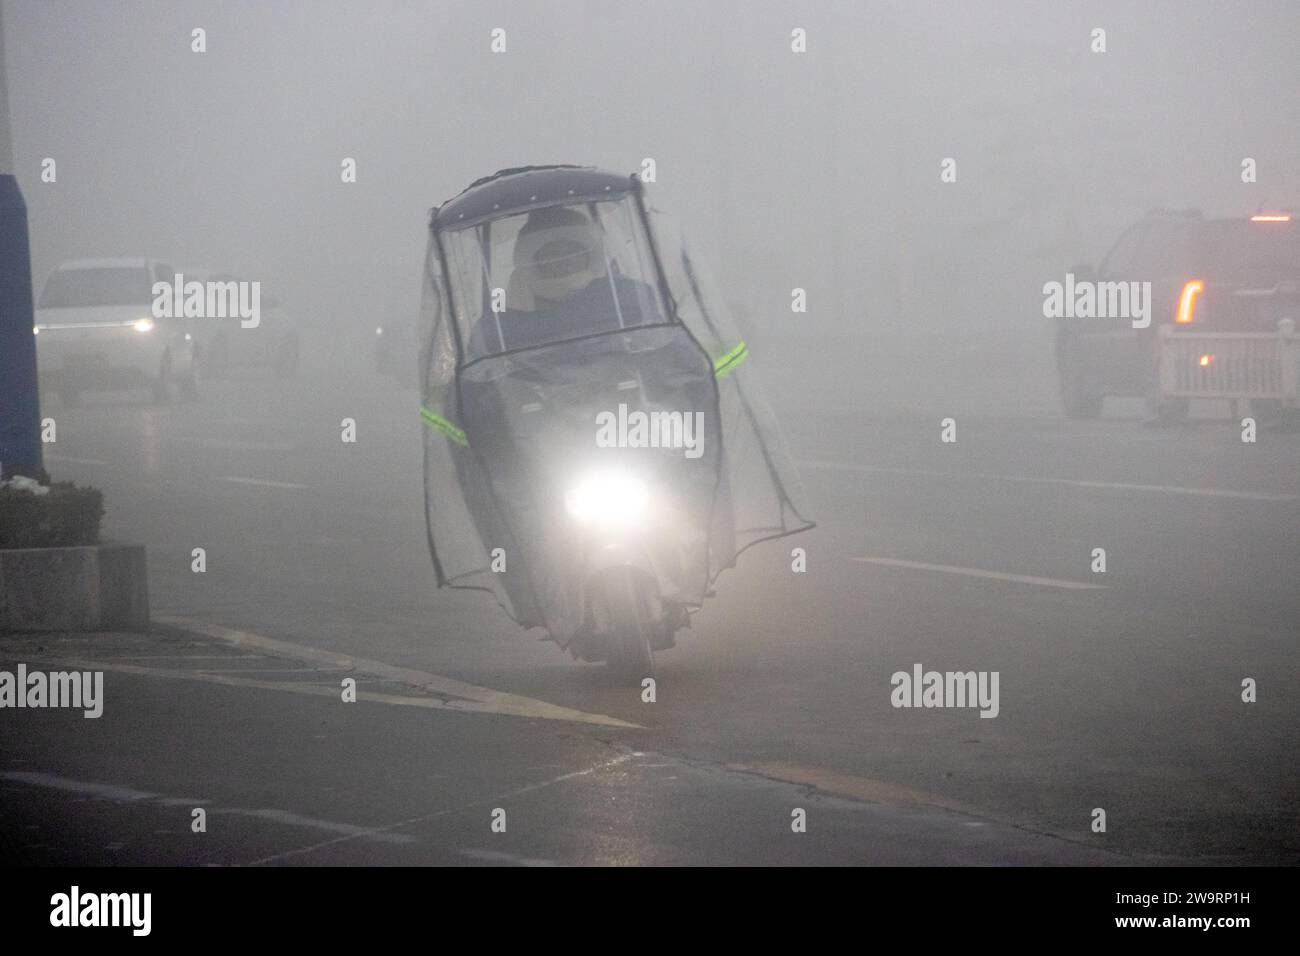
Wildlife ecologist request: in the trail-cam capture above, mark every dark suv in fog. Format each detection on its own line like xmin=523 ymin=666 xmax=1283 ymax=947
xmin=1056 ymin=210 xmax=1298 ymax=419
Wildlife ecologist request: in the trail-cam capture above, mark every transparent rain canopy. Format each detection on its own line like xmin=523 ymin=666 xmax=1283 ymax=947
xmin=420 ymin=188 xmax=812 ymax=643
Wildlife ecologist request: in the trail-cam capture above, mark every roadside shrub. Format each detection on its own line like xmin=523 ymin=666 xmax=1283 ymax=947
xmin=0 ymin=480 xmax=104 ymax=549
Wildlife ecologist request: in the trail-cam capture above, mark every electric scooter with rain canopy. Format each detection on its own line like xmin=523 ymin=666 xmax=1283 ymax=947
xmin=419 ymin=166 xmax=812 ymax=679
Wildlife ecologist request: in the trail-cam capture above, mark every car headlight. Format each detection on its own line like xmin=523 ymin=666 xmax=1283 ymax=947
xmin=564 ymin=470 xmax=648 ymax=526
xmin=132 ymin=318 xmax=155 ymax=333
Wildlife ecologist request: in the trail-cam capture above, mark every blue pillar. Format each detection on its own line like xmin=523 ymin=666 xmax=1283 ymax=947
xmin=0 ymin=172 xmax=44 ymax=481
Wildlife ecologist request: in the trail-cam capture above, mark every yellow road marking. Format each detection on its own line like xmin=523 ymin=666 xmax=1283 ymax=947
xmin=728 ymin=761 xmax=977 ymax=815
xmin=126 ymin=616 xmax=645 ymax=729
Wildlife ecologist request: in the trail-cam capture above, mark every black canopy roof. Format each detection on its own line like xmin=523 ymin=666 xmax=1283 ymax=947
xmin=431 ymin=165 xmax=636 ymax=230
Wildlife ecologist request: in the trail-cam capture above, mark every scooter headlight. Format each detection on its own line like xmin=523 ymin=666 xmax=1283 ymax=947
xmin=564 ymin=470 xmax=648 ymax=526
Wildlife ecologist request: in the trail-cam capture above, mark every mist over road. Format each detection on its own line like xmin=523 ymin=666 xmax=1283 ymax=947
xmin=6 ymin=343 xmax=1294 ymax=864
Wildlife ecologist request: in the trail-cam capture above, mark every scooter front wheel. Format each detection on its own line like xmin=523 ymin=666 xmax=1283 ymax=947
xmin=596 ymin=568 xmax=655 ymax=684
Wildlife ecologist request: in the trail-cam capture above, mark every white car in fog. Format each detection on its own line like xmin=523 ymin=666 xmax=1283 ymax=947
xmin=34 ymin=258 xmax=199 ymax=404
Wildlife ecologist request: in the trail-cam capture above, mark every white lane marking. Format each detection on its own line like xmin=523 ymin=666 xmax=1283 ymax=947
xmin=215 ymin=476 xmax=307 ymax=490
xmin=801 ymin=459 xmax=1297 ymax=502
xmin=244 ymin=752 xmax=637 ymax=865
xmin=851 ymin=556 xmax=1105 ymax=591
xmin=44 ymin=455 xmax=108 ymax=465
xmin=1063 ymin=477 xmax=1296 ymax=501
xmin=154 ymin=615 xmax=640 ymax=729
xmin=0 ymin=771 xmax=414 ymax=844
xmin=178 ymin=438 xmax=298 ymax=452
xmin=204 ymin=418 xmax=298 ymax=428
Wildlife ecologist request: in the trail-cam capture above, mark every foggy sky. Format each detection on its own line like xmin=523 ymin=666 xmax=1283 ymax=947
xmin=6 ymin=0 xmax=1299 ymax=355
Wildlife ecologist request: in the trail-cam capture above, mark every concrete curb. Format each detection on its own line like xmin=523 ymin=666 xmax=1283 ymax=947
xmin=0 ymin=542 xmax=149 ymax=631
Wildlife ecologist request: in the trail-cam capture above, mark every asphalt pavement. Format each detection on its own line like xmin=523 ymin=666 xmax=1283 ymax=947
xmin=3 ymin=331 xmax=1296 ymax=865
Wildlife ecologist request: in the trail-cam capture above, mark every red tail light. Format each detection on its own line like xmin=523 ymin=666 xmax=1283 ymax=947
xmin=1176 ymin=280 xmax=1204 ymax=324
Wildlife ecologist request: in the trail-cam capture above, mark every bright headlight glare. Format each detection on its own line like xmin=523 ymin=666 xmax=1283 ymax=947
xmin=132 ymin=318 xmax=156 ymax=333
xmin=564 ymin=471 xmax=648 ymax=525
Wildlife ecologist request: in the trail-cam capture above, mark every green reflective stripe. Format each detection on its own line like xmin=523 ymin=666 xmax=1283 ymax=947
xmin=420 ymin=406 xmax=468 ymax=446
xmin=713 ymin=341 xmax=749 ymax=378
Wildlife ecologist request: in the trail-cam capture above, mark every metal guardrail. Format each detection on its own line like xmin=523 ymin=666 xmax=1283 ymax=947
xmin=1159 ymin=325 xmax=1298 ymax=404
